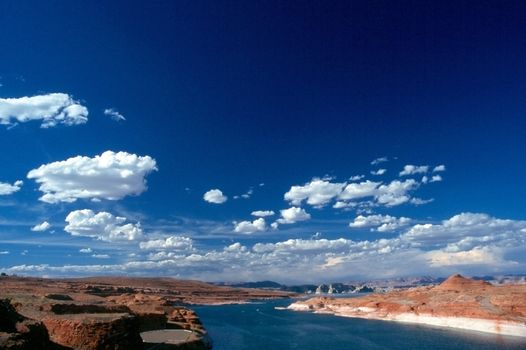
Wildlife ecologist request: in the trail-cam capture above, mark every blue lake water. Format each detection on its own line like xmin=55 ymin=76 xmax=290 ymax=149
xmin=192 ymin=298 xmax=526 ymax=350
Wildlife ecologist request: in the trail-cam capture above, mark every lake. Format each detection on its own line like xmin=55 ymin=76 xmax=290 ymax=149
xmin=193 ymin=298 xmax=526 ymax=350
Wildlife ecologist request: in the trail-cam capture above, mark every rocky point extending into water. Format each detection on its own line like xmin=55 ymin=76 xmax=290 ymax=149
xmin=0 ymin=275 xmax=293 ymax=349
xmin=288 ymin=274 xmax=526 ymax=338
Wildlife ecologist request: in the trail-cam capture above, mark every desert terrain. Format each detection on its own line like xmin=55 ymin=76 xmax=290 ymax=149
xmin=0 ymin=275 xmax=293 ymax=349
xmin=288 ymin=274 xmax=526 ymax=338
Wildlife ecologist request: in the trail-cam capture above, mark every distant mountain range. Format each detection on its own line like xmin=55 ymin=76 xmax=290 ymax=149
xmin=214 ymin=275 xmax=526 ymax=294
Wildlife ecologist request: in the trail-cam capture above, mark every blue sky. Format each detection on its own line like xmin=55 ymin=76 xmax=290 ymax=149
xmin=0 ymin=1 xmax=525 ymax=283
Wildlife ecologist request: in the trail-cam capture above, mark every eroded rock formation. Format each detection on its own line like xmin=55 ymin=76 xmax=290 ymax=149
xmin=0 ymin=275 xmax=293 ymax=349
xmin=288 ymin=274 xmax=526 ymax=337
xmin=0 ymin=299 xmax=51 ymax=350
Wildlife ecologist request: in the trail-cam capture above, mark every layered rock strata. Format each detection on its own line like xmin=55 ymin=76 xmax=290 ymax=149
xmin=288 ymin=274 xmax=526 ymax=338
xmin=0 ymin=275 xmax=293 ymax=349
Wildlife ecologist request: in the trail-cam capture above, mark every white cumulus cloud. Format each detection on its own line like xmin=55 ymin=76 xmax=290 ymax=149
xmin=332 ymin=201 xmax=357 ymax=209
xmin=399 ymin=165 xmax=429 ymax=176
xmin=433 ymin=164 xmax=446 ymax=172
xmin=139 ymin=236 xmax=193 ymax=250
xmin=401 ymin=213 xmax=526 ymax=258
xmin=224 ymin=242 xmax=247 ymax=253
xmin=31 ymin=221 xmax=51 ymax=232
xmin=285 ymin=177 xmax=426 ymax=210
xmin=253 ymin=238 xmax=354 ymax=254
xmin=349 ymin=214 xmax=411 ymax=232
xmin=27 ymin=151 xmax=157 ymax=203
xmin=430 ymin=175 xmax=442 ymax=183
xmin=284 ymin=179 xmax=344 ymax=207
xmin=203 ymin=189 xmax=227 ymax=204
xmin=251 ymin=210 xmax=275 ymax=217
xmin=0 ymin=180 xmax=23 ymax=195
xmin=0 ymin=93 xmax=88 ymax=128
xmin=339 ymin=180 xmax=380 ymax=200
xmin=375 ymin=179 xmax=419 ymax=206
xmin=276 ymin=207 xmax=311 ymax=224
xmin=64 ymin=209 xmax=143 ymax=241
xmin=234 ymin=218 xmax=267 ymax=234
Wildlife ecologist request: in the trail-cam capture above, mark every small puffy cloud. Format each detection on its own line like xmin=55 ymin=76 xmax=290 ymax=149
xmin=349 ymin=214 xmax=411 ymax=232
xmin=370 ymin=168 xmax=386 ymax=176
xmin=251 ymin=210 xmax=275 ymax=217
xmin=430 ymin=175 xmax=442 ymax=183
xmin=375 ymin=179 xmax=419 ymax=206
xmin=284 ymin=179 xmax=345 ymax=207
xmin=27 ymin=151 xmax=157 ymax=203
xmin=139 ymin=236 xmax=193 ymax=250
xmin=234 ymin=218 xmax=267 ymax=234
xmin=422 ymin=175 xmax=442 ymax=184
xmin=433 ymin=165 xmax=446 ymax=172
xmin=103 ymin=108 xmax=125 ymax=121
xmin=65 ymin=209 xmax=143 ymax=241
xmin=332 ymin=201 xmax=357 ymax=209
xmin=371 ymin=157 xmax=388 ymax=165
xmin=31 ymin=221 xmax=51 ymax=232
xmin=0 ymin=251 xmax=9 ymax=255
xmin=339 ymin=180 xmax=380 ymax=201
xmin=79 ymin=248 xmax=92 ymax=253
xmin=0 ymin=93 xmax=88 ymax=128
xmin=399 ymin=165 xmax=429 ymax=176
xmin=203 ymin=189 xmax=227 ymax=204
xmin=0 ymin=180 xmax=23 ymax=195
xmin=276 ymin=207 xmax=311 ymax=224
xmin=224 ymin=242 xmax=247 ymax=253
xmin=234 ymin=188 xmax=253 ymax=199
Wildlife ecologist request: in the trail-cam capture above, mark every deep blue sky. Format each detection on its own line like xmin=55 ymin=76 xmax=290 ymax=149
xmin=0 ymin=1 xmax=525 ymax=282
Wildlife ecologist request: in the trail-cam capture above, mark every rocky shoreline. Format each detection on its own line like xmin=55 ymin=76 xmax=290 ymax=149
xmin=0 ymin=275 xmax=293 ymax=349
xmin=287 ymin=274 xmax=526 ymax=338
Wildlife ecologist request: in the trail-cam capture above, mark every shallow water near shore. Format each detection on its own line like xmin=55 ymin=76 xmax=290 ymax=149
xmin=193 ymin=298 xmax=526 ymax=350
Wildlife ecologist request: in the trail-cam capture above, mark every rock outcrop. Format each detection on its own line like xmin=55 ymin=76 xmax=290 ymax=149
xmin=0 ymin=275 xmax=294 ymax=349
xmin=0 ymin=299 xmax=51 ymax=350
xmin=288 ymin=274 xmax=526 ymax=338
xmin=434 ymin=273 xmax=492 ymax=291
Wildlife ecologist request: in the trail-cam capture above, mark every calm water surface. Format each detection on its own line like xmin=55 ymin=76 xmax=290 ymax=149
xmin=193 ymin=298 xmax=526 ymax=350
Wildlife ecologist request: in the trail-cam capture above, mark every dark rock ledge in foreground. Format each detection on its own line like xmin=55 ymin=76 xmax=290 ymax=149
xmin=0 ymin=275 xmax=294 ymax=349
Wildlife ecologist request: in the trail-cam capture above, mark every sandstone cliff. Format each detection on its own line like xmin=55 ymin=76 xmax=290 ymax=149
xmin=0 ymin=275 xmax=293 ymax=349
xmin=288 ymin=274 xmax=526 ymax=338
